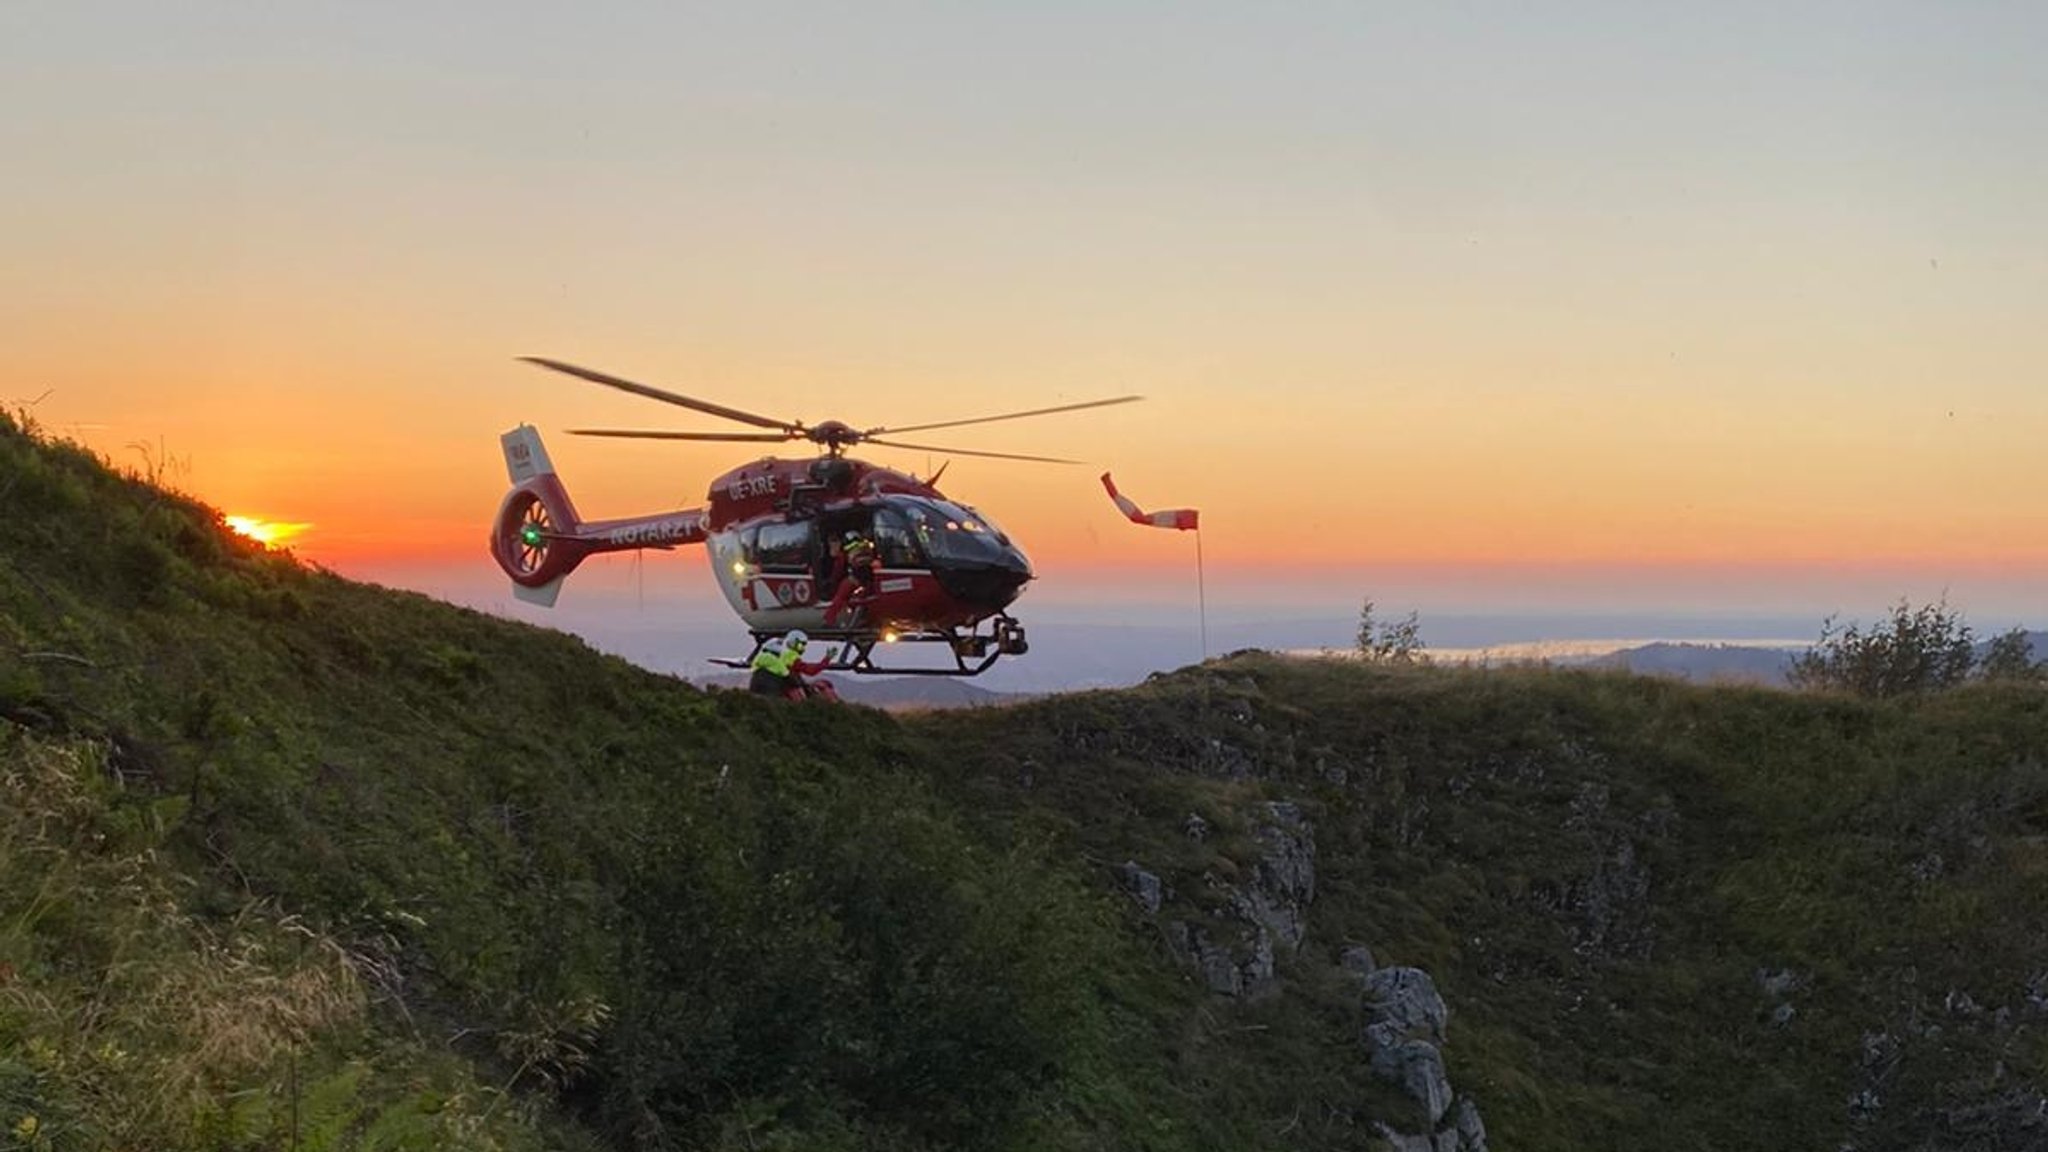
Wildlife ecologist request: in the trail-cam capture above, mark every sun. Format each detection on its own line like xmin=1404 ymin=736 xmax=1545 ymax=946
xmin=224 ymin=515 xmax=312 ymax=548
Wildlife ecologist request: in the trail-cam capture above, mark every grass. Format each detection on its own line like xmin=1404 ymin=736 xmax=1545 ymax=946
xmin=0 ymin=731 xmax=587 ymax=1152
xmin=4 ymin=407 xmax=2048 ymax=1150
xmin=920 ymin=659 xmax=2048 ymax=1150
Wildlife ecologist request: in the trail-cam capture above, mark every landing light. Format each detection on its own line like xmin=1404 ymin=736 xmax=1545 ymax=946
xmin=882 ymin=630 xmax=899 ymax=643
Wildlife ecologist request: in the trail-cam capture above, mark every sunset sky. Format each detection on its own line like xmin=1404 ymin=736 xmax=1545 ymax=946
xmin=7 ymin=2 xmax=2045 ymax=632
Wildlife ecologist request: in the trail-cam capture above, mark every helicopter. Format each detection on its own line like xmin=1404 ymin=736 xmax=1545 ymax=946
xmin=488 ymin=357 xmax=1141 ymax=676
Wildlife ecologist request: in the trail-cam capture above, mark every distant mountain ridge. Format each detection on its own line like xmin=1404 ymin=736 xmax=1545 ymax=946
xmin=1589 ymin=630 xmax=2047 ymax=688
xmin=1441 ymin=627 xmax=2048 ymax=680
xmin=1594 ymin=641 xmax=1800 ymax=685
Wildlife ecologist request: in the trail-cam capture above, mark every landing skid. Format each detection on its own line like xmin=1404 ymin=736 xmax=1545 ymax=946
xmin=711 ymin=614 xmax=1029 ymax=677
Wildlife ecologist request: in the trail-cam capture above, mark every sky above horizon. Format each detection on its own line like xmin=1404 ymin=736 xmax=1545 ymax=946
xmin=6 ymin=1 xmax=2045 ymax=626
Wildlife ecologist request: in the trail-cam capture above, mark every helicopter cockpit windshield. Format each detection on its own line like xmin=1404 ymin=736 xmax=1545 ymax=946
xmin=875 ymin=496 xmax=1027 ymax=571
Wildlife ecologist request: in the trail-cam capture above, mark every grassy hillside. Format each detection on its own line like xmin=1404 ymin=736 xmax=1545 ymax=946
xmin=6 ymin=408 xmax=2048 ymax=1151
xmin=0 ymin=413 xmax=1164 ymax=1150
xmin=928 ymin=663 xmax=2048 ymax=1150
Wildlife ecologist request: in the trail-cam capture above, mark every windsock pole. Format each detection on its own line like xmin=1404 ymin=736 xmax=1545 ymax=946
xmin=1101 ymin=472 xmax=1206 ymax=660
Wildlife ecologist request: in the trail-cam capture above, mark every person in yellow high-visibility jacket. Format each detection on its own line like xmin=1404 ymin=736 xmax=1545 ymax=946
xmin=824 ymin=532 xmax=878 ymax=626
xmin=748 ymin=630 xmax=837 ymax=700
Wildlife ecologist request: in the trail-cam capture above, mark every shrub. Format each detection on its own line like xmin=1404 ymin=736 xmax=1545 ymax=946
xmin=1787 ymin=598 xmax=1976 ymax=697
xmin=1357 ymin=599 xmax=1428 ymax=665
xmin=1977 ymin=628 xmax=2044 ymax=684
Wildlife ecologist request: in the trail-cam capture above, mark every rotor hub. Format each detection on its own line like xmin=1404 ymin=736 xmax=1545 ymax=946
xmin=807 ymin=420 xmax=862 ymax=455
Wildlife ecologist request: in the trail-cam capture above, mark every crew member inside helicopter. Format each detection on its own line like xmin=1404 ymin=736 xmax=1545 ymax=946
xmin=815 ymin=533 xmax=844 ymax=593
xmin=824 ymin=529 xmax=879 ymax=627
xmin=749 ymin=630 xmax=837 ymax=700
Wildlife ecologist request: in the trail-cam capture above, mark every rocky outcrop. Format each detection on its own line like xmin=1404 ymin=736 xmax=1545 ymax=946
xmin=1121 ymin=795 xmax=1488 ymax=1142
xmin=1249 ymin=800 xmax=1315 ymax=941
xmin=1355 ymin=958 xmax=1487 ymax=1151
xmin=1117 ymin=860 xmax=1163 ymax=914
xmin=1169 ymin=800 xmax=1316 ymax=997
xmin=1540 ymin=781 xmax=1658 ymax=962
xmin=1146 ymin=800 xmax=1319 ymax=998
xmin=1167 ymin=918 xmax=1271 ymax=997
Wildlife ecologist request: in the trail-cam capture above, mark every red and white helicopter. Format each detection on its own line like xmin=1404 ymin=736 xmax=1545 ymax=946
xmin=489 ymin=358 xmax=1139 ymax=676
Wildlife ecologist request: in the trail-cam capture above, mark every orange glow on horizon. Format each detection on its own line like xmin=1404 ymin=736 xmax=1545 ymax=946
xmin=225 ymin=515 xmax=313 ymax=549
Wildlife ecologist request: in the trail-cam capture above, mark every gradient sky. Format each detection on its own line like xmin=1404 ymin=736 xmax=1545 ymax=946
xmin=6 ymin=1 xmax=2045 ymax=626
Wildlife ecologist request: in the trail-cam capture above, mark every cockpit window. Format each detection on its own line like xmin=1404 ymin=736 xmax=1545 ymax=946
xmin=870 ymin=508 xmax=925 ymax=568
xmin=882 ymin=496 xmax=1018 ymax=565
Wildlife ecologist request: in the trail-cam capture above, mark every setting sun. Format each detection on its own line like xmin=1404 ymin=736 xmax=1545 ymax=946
xmin=224 ymin=515 xmax=312 ymax=549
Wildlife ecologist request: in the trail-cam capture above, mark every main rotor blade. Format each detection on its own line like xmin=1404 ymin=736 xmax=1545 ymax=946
xmin=521 ymin=357 xmax=800 ymax=432
xmin=866 ymin=394 xmax=1143 ymax=437
xmin=863 ymin=436 xmax=1082 ymax=465
xmin=568 ymin=428 xmax=796 ymax=442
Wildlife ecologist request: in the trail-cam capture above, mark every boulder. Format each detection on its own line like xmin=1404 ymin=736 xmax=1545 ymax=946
xmin=1118 ymin=860 xmax=1162 ymax=914
xmin=1341 ymin=944 xmax=1379 ymax=978
xmin=1374 ymin=1038 xmax=1452 ymax=1126
xmin=1361 ymin=966 xmax=1449 ymax=1044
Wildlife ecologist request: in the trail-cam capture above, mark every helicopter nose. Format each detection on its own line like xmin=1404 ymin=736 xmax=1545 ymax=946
xmin=934 ymin=545 xmax=1034 ymax=609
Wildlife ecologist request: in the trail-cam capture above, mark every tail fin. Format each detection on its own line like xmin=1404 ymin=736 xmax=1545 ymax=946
xmin=501 ymin=424 xmax=555 ymax=486
xmin=491 ymin=425 xmax=582 ymax=608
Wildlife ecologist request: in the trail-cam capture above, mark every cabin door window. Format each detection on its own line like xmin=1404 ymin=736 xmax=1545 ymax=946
xmin=752 ymin=520 xmax=816 ymax=573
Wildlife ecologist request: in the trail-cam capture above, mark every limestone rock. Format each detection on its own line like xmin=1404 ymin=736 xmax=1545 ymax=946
xmin=1375 ymin=1038 xmax=1452 ymax=1126
xmin=1455 ymin=1096 xmax=1488 ymax=1151
xmin=1167 ymin=920 xmax=1251 ymax=997
xmin=1255 ymin=800 xmax=1316 ymax=906
xmin=1361 ymin=966 xmax=1449 ymax=1044
xmin=1163 ymin=798 xmax=1318 ymax=998
xmin=1360 ymin=964 xmax=1485 ymax=1147
xmin=1118 ymin=860 xmax=1162 ymax=914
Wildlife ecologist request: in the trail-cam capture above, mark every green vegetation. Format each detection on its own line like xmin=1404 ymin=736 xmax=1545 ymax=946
xmin=5 ymin=409 xmax=2048 ymax=1150
xmin=1355 ymin=599 xmax=1426 ymax=665
xmin=1980 ymin=628 xmax=2047 ymax=685
xmin=1 ymin=731 xmax=572 ymax=1151
xmin=0 ymin=411 xmax=1154 ymax=1151
xmin=1788 ymin=597 xmax=2045 ymax=696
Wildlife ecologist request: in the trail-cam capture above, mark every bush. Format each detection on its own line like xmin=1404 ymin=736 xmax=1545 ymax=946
xmin=1356 ymin=599 xmax=1427 ymax=665
xmin=1787 ymin=599 xmax=1976 ymax=697
xmin=1977 ymin=628 xmax=2045 ymax=683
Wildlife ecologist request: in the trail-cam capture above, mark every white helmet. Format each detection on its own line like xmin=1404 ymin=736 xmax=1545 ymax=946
xmin=785 ymin=629 xmax=809 ymax=650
